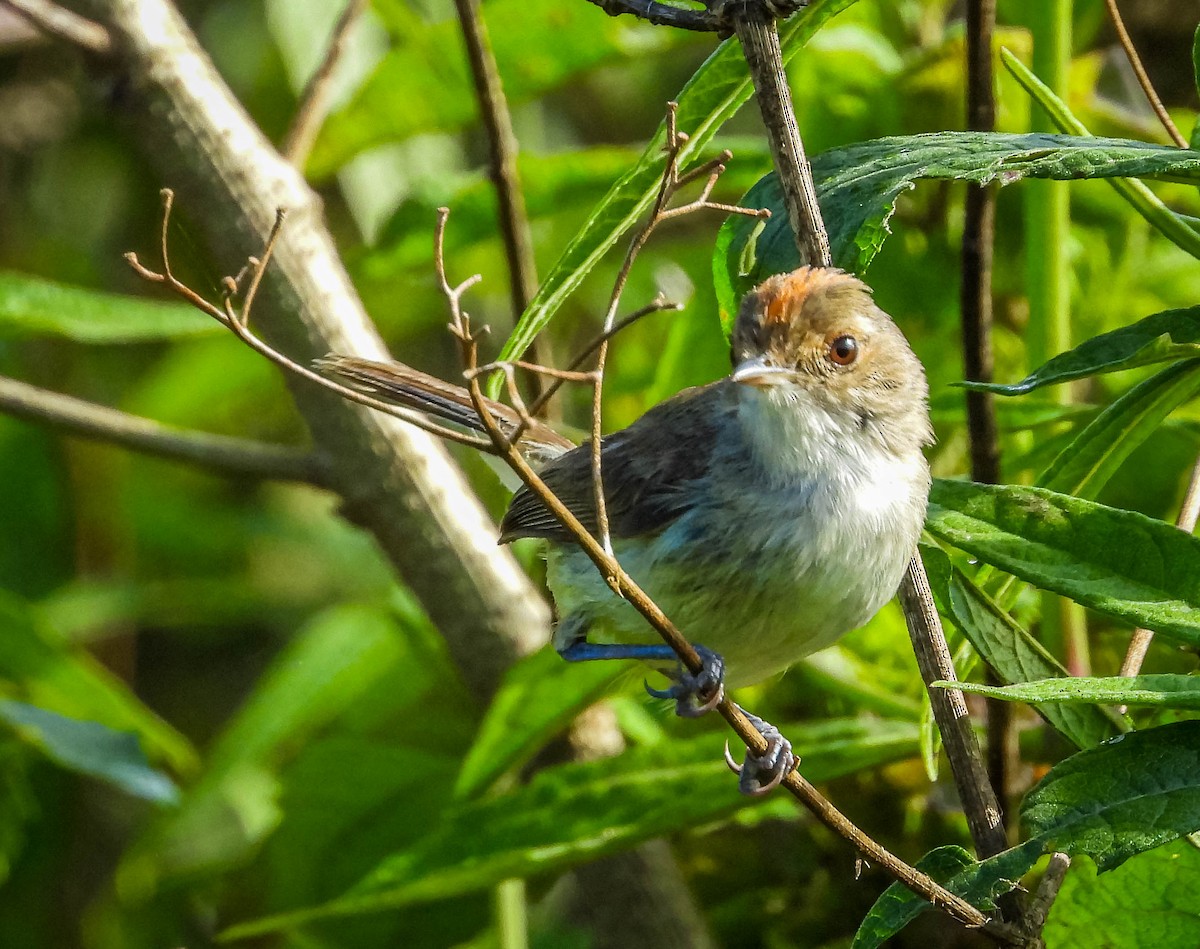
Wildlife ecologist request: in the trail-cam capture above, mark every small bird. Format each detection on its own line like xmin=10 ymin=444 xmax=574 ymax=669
xmin=319 ymin=267 xmax=932 ymax=792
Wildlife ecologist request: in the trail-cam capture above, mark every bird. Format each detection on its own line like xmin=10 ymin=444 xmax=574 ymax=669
xmin=318 ymin=267 xmax=933 ymax=792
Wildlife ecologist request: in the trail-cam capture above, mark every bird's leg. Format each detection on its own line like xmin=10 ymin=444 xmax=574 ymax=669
xmin=723 ymin=706 xmax=799 ymax=795
xmin=557 ymin=639 xmax=725 ymax=718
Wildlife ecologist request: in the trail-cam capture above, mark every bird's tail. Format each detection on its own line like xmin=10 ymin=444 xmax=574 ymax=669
xmin=315 ymin=354 xmax=573 ymax=461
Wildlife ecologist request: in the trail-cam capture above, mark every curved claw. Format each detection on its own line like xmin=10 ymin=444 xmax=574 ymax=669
xmin=643 ymin=646 xmax=726 ymax=718
xmin=643 ymin=679 xmax=675 ymax=701
xmin=724 ymin=709 xmax=800 ymax=796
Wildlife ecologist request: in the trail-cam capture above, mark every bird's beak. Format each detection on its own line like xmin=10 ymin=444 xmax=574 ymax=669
xmin=732 ymin=355 xmax=791 ymax=388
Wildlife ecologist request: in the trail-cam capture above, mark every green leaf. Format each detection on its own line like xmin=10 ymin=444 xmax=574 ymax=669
xmin=490 ymin=0 xmax=859 ymax=396
xmin=964 ymin=306 xmax=1200 ymax=395
xmin=920 ymin=544 xmax=1121 ymax=749
xmin=1022 ymin=720 xmax=1200 ymax=870
xmin=999 ymin=47 xmax=1200 ymax=259
xmin=942 ymin=675 xmax=1200 ymax=710
xmin=853 ymin=841 xmax=1044 ymax=949
xmin=0 ymin=271 xmax=215 ymax=343
xmin=1038 ymin=360 xmax=1200 ymax=500
xmin=309 ymin=0 xmax=687 ymax=180
xmin=454 ymin=646 xmax=623 ymax=800
xmin=1045 ymin=842 xmax=1200 ymax=949
xmin=925 ymin=481 xmax=1200 ymax=648
xmin=0 ymin=592 xmax=195 ymax=775
xmin=714 ymin=133 xmax=1200 ymax=304
xmin=0 ymin=700 xmax=178 ymax=804
xmin=221 ymin=718 xmax=919 ymax=938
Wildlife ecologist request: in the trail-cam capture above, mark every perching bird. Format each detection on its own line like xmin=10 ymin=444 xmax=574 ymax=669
xmin=318 ymin=267 xmax=932 ymax=792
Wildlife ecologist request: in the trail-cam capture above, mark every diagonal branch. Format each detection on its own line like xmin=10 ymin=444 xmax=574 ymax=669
xmin=0 ymin=0 xmax=110 ymax=53
xmin=1102 ymin=0 xmax=1187 ymax=148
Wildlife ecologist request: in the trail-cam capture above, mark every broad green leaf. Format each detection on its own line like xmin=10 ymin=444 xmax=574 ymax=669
xmin=0 ymin=271 xmax=215 ymax=343
xmin=964 ymin=306 xmax=1200 ymax=395
xmin=852 ymin=841 xmax=1044 ymax=949
xmin=1045 ymin=842 xmax=1200 ymax=949
xmin=943 ymin=675 xmax=1200 ymax=710
xmin=221 ymin=718 xmax=919 ymax=938
xmin=925 ymin=481 xmax=1200 ymax=647
xmin=1038 ymin=360 xmax=1200 ymax=500
xmin=309 ymin=0 xmax=685 ymax=179
xmin=714 ymin=133 xmax=1200 ymax=311
xmin=1000 ymin=48 xmax=1200 ymax=259
xmin=0 ymin=701 xmax=178 ymax=804
xmin=1022 ymin=720 xmax=1200 ymax=870
xmin=920 ymin=544 xmax=1120 ymax=749
xmin=0 ymin=592 xmax=195 ymax=775
xmin=454 ymin=646 xmax=623 ymax=800
xmin=490 ymin=0 xmax=859 ymax=396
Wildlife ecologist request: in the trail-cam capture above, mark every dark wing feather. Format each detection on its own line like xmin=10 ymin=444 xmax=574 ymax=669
xmin=500 ymin=381 xmax=732 ymax=543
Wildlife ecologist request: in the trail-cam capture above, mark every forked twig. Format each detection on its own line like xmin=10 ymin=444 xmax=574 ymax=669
xmin=124 ymin=190 xmax=494 ymax=455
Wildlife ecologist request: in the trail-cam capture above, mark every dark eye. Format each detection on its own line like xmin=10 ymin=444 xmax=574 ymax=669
xmin=828 ymin=335 xmax=858 ymax=366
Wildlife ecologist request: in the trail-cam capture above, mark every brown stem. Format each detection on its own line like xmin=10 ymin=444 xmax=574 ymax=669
xmin=1102 ymin=0 xmax=1187 ymax=148
xmin=0 ymin=0 xmax=110 ymax=53
xmin=0 ymin=373 xmax=327 ymax=484
xmin=280 ymin=0 xmax=367 ymax=166
xmin=734 ymin=14 xmax=830 ymax=267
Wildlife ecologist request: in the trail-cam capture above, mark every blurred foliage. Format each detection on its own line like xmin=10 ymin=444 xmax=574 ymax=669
xmin=1 ymin=0 xmax=1200 ymax=947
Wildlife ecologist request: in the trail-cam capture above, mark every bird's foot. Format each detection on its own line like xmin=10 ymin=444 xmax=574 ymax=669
xmin=644 ymin=645 xmax=725 ymax=718
xmin=724 ymin=707 xmax=799 ymax=795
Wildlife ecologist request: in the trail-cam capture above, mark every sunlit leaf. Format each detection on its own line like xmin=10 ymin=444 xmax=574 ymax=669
xmin=942 ymin=675 xmax=1200 ymax=710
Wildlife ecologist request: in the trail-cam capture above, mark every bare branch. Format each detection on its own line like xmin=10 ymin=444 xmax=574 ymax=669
xmin=1103 ymin=0 xmax=1187 ymax=148
xmin=1021 ymin=852 xmax=1071 ymax=939
xmin=0 ymin=374 xmax=327 ymax=484
xmin=0 ymin=0 xmax=110 ymax=54
xmin=280 ymin=0 xmax=368 ymax=166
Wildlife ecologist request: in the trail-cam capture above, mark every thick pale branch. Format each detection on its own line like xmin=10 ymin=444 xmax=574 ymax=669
xmin=0 ymin=0 xmax=110 ymax=53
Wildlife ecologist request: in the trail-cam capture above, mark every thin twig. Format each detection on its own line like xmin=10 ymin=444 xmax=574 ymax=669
xmin=280 ymin=0 xmax=368 ymax=166
xmin=125 ymin=191 xmax=495 ymax=456
xmin=0 ymin=374 xmax=327 ymax=484
xmin=0 ymin=0 xmax=110 ymax=54
xmin=1102 ymin=0 xmax=1187 ymax=148
xmin=432 ymin=208 xmax=1012 ymax=942
xmin=1119 ymin=454 xmax=1200 ymax=680
xmin=1021 ymin=852 xmax=1071 ymax=938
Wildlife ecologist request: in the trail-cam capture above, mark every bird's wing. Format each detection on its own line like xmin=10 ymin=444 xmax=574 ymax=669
xmin=499 ymin=381 xmax=731 ymax=543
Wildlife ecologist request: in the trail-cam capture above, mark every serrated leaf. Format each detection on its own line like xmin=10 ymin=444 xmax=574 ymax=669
xmin=0 ymin=701 xmax=178 ymax=804
xmin=925 ymin=481 xmax=1200 ymax=647
xmin=1022 ymin=720 xmax=1200 ymax=871
xmin=964 ymin=306 xmax=1200 ymax=395
xmin=1045 ymin=842 xmax=1200 ymax=948
xmin=490 ymin=0 xmax=858 ymax=396
xmin=1038 ymin=360 xmax=1200 ymax=499
xmin=920 ymin=544 xmax=1120 ymax=749
xmin=221 ymin=718 xmax=919 ymax=938
xmin=713 ymin=133 xmax=1200 ymax=308
xmin=944 ymin=675 xmax=1200 ymax=710
xmin=454 ymin=646 xmax=622 ymax=800
xmin=0 ymin=271 xmax=215 ymax=343
xmin=853 ymin=841 xmax=1044 ymax=949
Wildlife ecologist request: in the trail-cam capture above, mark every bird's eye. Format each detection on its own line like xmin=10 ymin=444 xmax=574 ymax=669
xmin=828 ymin=335 xmax=859 ymax=366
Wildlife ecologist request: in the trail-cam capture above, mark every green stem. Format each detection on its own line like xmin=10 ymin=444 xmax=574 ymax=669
xmin=493 ymin=878 xmax=529 ymax=949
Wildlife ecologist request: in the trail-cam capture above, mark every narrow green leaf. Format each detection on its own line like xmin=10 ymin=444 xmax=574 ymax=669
xmin=940 ymin=675 xmax=1200 ymax=710
xmin=853 ymin=841 xmax=1044 ymax=949
xmin=1022 ymin=720 xmax=1200 ymax=870
xmin=1000 ymin=47 xmax=1200 ymax=259
xmin=966 ymin=306 xmax=1200 ymax=395
xmin=454 ymin=646 xmax=623 ymax=800
xmin=221 ymin=718 xmax=918 ymax=938
xmin=490 ymin=0 xmax=858 ymax=396
xmin=1045 ymin=842 xmax=1200 ymax=948
xmin=0 ymin=271 xmax=215 ymax=343
xmin=1038 ymin=359 xmax=1200 ymax=499
xmin=0 ymin=592 xmax=195 ymax=775
xmin=714 ymin=132 xmax=1200 ymax=304
xmin=0 ymin=701 xmax=178 ymax=804
xmin=925 ymin=481 xmax=1200 ymax=647
xmin=920 ymin=544 xmax=1121 ymax=749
